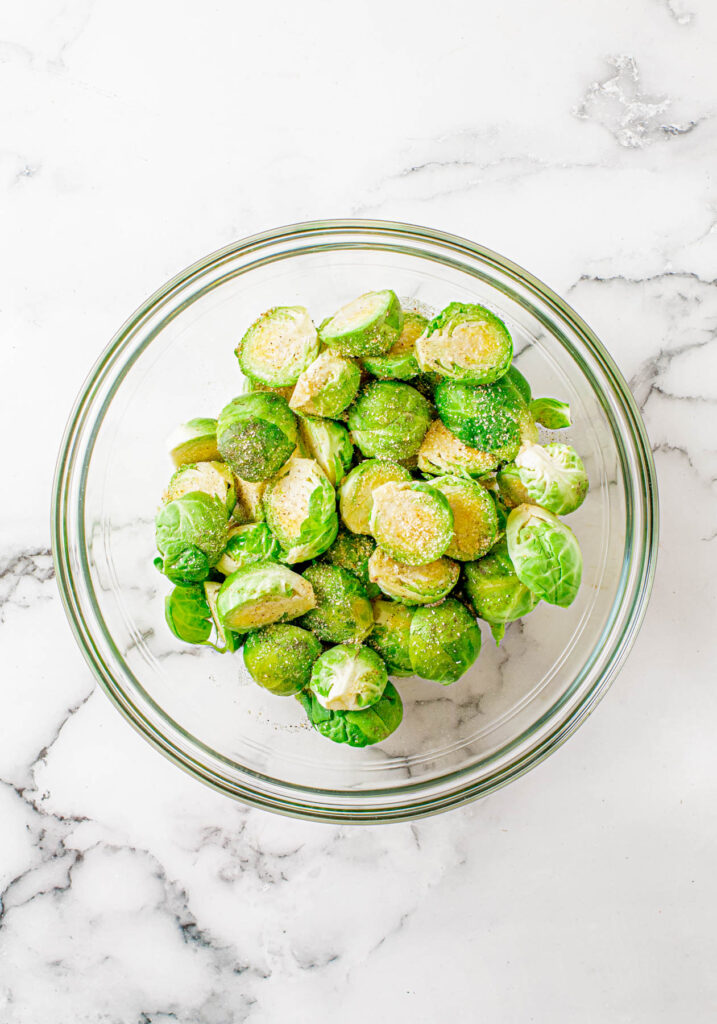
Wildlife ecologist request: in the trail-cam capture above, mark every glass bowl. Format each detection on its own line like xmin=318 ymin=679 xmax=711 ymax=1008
xmin=52 ymin=220 xmax=658 ymax=823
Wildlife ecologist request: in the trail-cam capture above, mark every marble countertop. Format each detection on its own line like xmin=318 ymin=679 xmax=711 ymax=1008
xmin=2 ymin=1 xmax=716 ymax=1020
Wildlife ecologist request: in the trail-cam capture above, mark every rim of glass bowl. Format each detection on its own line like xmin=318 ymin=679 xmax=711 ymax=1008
xmin=51 ymin=219 xmax=659 ymax=823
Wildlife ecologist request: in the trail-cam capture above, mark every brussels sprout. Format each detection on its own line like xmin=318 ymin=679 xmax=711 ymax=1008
xmin=417 ymin=420 xmax=499 ymax=478
xmin=321 ymin=530 xmax=380 ymax=598
xmin=237 ymin=306 xmax=319 ymax=387
xmin=216 ymin=522 xmax=282 ymax=575
xmin=408 ymin=599 xmax=482 ymax=684
xmin=166 ymin=418 xmax=219 ymax=467
xmin=434 ymin=380 xmax=521 ymax=462
xmin=308 ymin=644 xmax=388 ymax=712
xmin=163 ymin=461 xmax=236 ymax=514
xmin=216 ymin=560 xmax=316 ymax=632
xmin=530 ymin=397 xmax=571 ymax=429
xmin=369 ymin=481 xmax=453 ymax=566
xmin=506 ymin=504 xmax=582 ymax=607
xmin=298 ymin=681 xmax=403 ymax=747
xmin=367 ymin=600 xmax=415 ymax=676
xmin=368 ymin=548 xmax=459 ymax=605
xmin=298 ymin=416 xmax=354 ymax=487
xmin=243 ymin=623 xmax=322 ymax=696
xmin=164 ymin=584 xmax=213 ymax=645
xmin=463 ymin=540 xmax=540 ymax=627
xmin=155 ymin=492 xmax=229 ymax=583
xmin=289 ymin=350 xmax=361 ymax=418
xmin=232 ymin=477 xmax=267 ymax=524
xmin=299 ymin=564 xmax=374 ymax=643
xmin=361 ymin=310 xmax=427 ymax=380
xmin=500 ymin=443 xmax=588 ymax=516
xmin=415 ymin=302 xmax=512 ymax=385
xmin=505 ymin=365 xmax=532 ymax=404
xmin=263 ymin=458 xmax=338 ymax=563
xmin=203 ymin=581 xmax=242 ymax=651
xmin=319 ymin=290 xmax=403 ymax=357
xmin=429 ymin=475 xmax=499 ymax=561
xmin=348 ymin=381 xmax=431 ymax=460
xmin=217 ymin=393 xmax=298 ymax=482
xmin=338 ymin=459 xmax=412 ymax=534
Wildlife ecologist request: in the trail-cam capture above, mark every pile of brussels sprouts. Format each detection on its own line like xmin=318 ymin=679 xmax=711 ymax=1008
xmin=155 ymin=290 xmax=588 ymax=748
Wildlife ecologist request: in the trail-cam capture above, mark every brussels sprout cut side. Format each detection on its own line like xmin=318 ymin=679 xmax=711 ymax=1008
xmin=338 ymin=459 xmax=412 ymax=535
xmin=237 ymin=306 xmax=319 ymax=387
xmin=369 ymin=481 xmax=453 ymax=566
xmin=290 ymin=350 xmax=361 ymax=419
xmin=216 ymin=561 xmax=316 ymax=632
xmin=263 ymin=458 xmax=338 ymax=563
xmin=153 ymin=286 xmax=589 ymax=750
xmin=416 ymin=302 xmax=513 ymax=385
xmin=319 ymin=290 xmax=403 ymax=357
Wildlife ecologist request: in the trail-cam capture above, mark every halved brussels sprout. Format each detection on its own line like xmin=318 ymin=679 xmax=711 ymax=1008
xmin=369 ymin=481 xmax=453 ymax=565
xmin=368 ymin=548 xmax=459 ymax=605
xmin=505 ymin=365 xmax=532 ymax=404
xmin=338 ymin=459 xmax=412 ymax=534
xmin=166 ymin=418 xmax=220 ymax=467
xmin=506 ymin=504 xmax=582 ymax=607
xmin=163 ymin=461 xmax=236 ymax=514
xmin=319 ymin=290 xmax=403 ymax=357
xmin=165 ymin=584 xmax=213 ymax=645
xmin=416 ymin=302 xmax=513 ymax=385
xmin=216 ymin=561 xmax=315 ymax=632
xmin=289 ymin=350 xmax=361 ymax=418
xmin=429 ymin=475 xmax=499 ymax=561
xmin=462 ymin=539 xmax=539 ymax=629
xmin=298 ymin=416 xmax=354 ymax=487
xmin=298 ymin=681 xmax=403 ymax=747
xmin=361 ymin=310 xmax=427 ymax=379
xmin=367 ymin=599 xmax=415 ymax=676
xmin=348 ymin=381 xmax=431 ymax=460
xmin=262 ymin=458 xmax=338 ymax=563
xmin=231 ymin=477 xmax=267 ymax=524
xmin=243 ymin=623 xmax=322 ymax=696
xmin=501 ymin=443 xmax=588 ymax=516
xmin=321 ymin=529 xmax=380 ymax=598
xmin=435 ymin=380 xmax=522 ymax=460
xmin=216 ymin=522 xmax=281 ymax=575
xmin=237 ymin=306 xmax=319 ymax=387
xmin=408 ymin=599 xmax=482 ymax=684
xmin=203 ymin=581 xmax=242 ymax=651
xmin=417 ymin=420 xmax=499 ymax=478
xmin=155 ymin=492 xmax=229 ymax=583
xmin=217 ymin=393 xmax=298 ymax=482
xmin=530 ymin=397 xmax=571 ymax=429
xmin=308 ymin=644 xmax=388 ymax=712
xmin=299 ymin=564 xmax=374 ymax=643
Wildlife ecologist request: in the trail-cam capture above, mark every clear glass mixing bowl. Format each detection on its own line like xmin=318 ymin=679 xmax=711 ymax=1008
xmin=52 ymin=220 xmax=658 ymax=822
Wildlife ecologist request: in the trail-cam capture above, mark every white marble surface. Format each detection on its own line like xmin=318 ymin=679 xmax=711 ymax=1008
xmin=2 ymin=0 xmax=716 ymax=1020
